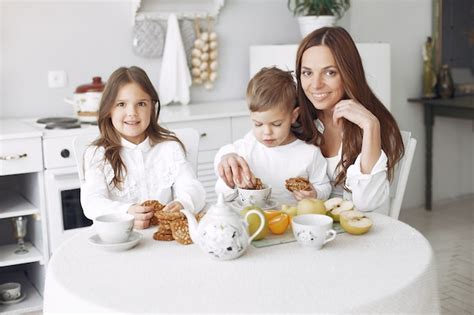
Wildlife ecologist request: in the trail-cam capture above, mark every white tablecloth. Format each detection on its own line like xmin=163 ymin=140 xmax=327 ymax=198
xmin=44 ymin=213 xmax=440 ymax=314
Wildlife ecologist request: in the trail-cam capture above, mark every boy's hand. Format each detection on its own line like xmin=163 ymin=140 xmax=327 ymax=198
xmin=218 ymin=153 xmax=256 ymax=188
xmin=128 ymin=204 xmax=154 ymax=229
xmin=292 ymin=184 xmax=317 ymax=201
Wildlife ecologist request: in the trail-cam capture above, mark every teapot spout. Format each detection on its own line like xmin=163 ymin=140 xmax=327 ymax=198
xmin=181 ymin=209 xmax=199 ymax=243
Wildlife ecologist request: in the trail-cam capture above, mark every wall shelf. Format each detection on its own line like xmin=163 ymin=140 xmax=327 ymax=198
xmin=0 ymin=243 xmax=42 ymax=267
xmin=0 ymin=191 xmax=39 ymax=219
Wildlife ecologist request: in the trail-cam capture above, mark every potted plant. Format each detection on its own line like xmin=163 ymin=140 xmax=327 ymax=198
xmin=287 ymin=0 xmax=350 ymax=37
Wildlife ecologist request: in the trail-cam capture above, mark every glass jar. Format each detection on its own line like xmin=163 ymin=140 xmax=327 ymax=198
xmin=437 ymin=64 xmax=454 ymax=98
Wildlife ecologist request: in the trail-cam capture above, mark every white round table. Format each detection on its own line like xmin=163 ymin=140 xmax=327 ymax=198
xmin=43 ymin=213 xmax=440 ymax=314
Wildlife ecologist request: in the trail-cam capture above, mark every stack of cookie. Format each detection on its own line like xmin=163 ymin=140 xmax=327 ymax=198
xmin=153 ymin=209 xmax=184 ymax=241
xmin=141 ymin=200 xmax=165 ymax=226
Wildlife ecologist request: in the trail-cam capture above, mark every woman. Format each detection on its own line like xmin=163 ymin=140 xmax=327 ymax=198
xmin=216 ymin=27 xmax=404 ymax=213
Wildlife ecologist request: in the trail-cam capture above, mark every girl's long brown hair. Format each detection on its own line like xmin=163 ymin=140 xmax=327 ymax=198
xmin=295 ymin=27 xmax=404 ymax=189
xmin=94 ymin=66 xmax=184 ymax=189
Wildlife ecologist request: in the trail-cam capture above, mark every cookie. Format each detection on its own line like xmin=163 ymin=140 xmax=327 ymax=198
xmin=153 ymin=231 xmax=175 ymax=241
xmin=285 ymin=177 xmax=311 ymax=192
xmin=141 ymin=200 xmax=165 ymax=226
xmin=170 ymin=218 xmax=193 ymax=245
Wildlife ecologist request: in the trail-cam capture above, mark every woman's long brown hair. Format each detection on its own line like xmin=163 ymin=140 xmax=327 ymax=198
xmin=94 ymin=66 xmax=184 ymax=189
xmin=294 ymin=27 xmax=404 ymax=189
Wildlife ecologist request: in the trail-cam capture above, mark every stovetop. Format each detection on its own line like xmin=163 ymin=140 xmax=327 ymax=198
xmin=22 ymin=117 xmax=99 ymax=139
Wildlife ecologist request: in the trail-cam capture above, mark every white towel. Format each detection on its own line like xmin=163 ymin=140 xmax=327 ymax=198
xmin=158 ymin=14 xmax=191 ymax=105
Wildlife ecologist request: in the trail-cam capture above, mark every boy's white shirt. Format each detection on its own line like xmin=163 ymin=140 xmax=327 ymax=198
xmin=214 ymin=131 xmax=332 ymax=204
xmin=81 ymin=137 xmax=205 ymax=220
xmin=214 ymin=131 xmax=390 ymax=214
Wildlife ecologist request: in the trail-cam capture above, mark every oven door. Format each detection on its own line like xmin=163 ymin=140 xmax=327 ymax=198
xmin=44 ymin=167 xmax=92 ymax=254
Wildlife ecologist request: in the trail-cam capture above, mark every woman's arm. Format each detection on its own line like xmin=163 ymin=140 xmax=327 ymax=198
xmin=345 ymin=151 xmax=390 ymax=212
xmin=333 ymin=99 xmax=382 ymax=174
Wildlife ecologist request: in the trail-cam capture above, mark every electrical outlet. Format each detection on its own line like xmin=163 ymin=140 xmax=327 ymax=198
xmin=48 ymin=71 xmax=67 ymax=88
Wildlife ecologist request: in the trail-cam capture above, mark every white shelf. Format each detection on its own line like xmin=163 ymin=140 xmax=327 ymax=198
xmin=0 ymin=271 xmax=43 ymax=315
xmin=0 ymin=243 xmax=42 ymax=267
xmin=0 ymin=191 xmax=39 ymax=219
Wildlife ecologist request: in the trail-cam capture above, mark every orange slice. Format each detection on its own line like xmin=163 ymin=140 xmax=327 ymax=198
xmin=268 ymin=213 xmax=290 ymax=235
xmin=264 ymin=210 xmax=282 ymax=221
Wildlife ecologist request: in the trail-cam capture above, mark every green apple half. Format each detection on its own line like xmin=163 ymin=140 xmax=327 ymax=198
xmin=296 ymin=198 xmax=326 ymax=216
xmin=339 ymin=210 xmax=373 ymax=235
xmin=240 ymin=205 xmax=269 ymax=240
xmin=324 ymin=197 xmax=354 ymax=222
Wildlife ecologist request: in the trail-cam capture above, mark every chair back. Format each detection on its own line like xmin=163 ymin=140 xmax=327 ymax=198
xmin=389 ymin=130 xmax=417 ymax=219
xmin=72 ymin=128 xmax=200 ymax=184
xmin=73 ymin=133 xmax=99 ymax=184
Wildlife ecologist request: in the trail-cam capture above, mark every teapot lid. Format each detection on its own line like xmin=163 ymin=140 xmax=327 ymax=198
xmin=75 ymin=76 xmax=105 ymax=93
xmin=208 ymin=193 xmax=234 ymax=216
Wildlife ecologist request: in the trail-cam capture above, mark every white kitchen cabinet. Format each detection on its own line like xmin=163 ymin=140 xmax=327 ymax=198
xmin=0 ymin=121 xmax=48 ymax=315
xmin=160 ymin=100 xmax=251 ymax=202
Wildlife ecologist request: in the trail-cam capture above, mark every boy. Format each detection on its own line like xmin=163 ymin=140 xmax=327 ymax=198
xmin=214 ymin=67 xmax=331 ymax=203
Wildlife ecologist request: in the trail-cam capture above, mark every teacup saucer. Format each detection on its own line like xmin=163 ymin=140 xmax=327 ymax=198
xmin=0 ymin=292 xmax=26 ymax=305
xmin=230 ymin=198 xmax=278 ymax=211
xmin=88 ymin=231 xmax=142 ymax=252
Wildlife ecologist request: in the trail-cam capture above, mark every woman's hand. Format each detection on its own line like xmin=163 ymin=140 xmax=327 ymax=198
xmin=332 ymin=99 xmax=379 ymax=131
xmin=292 ymin=184 xmax=317 ymax=201
xmin=162 ymin=201 xmax=184 ymax=212
xmin=217 ymin=153 xmax=256 ymax=188
xmin=128 ymin=204 xmax=154 ymax=229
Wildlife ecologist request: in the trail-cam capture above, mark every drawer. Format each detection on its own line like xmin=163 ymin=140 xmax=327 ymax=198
xmin=0 ymin=137 xmax=43 ymax=175
xmin=42 ymin=137 xmax=76 ymax=169
xmin=163 ymin=118 xmax=232 ymax=151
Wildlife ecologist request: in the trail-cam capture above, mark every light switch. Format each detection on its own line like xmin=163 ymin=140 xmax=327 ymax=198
xmin=48 ymin=71 xmax=67 ymax=88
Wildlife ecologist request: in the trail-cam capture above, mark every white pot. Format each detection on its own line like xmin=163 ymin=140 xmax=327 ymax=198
xmin=297 ymin=15 xmax=336 ymax=38
xmin=64 ymin=92 xmax=102 ymax=122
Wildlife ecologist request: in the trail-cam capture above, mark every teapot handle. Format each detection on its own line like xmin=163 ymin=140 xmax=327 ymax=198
xmin=244 ymin=210 xmax=265 ymax=244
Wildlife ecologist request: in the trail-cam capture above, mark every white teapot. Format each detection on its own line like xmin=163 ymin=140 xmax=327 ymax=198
xmin=181 ymin=193 xmax=265 ymax=261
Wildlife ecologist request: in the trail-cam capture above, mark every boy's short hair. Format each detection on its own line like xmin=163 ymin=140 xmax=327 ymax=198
xmin=246 ymin=67 xmax=297 ymax=112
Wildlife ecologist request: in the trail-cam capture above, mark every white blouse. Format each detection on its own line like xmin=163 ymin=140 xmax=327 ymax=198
xmin=81 ymin=137 xmax=206 ymax=220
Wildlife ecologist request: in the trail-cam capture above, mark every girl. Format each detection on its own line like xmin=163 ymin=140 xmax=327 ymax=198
xmin=216 ymin=27 xmax=404 ymax=214
xmin=81 ymin=66 xmax=205 ymax=229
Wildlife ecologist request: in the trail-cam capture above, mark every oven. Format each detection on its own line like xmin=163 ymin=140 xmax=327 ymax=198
xmin=26 ymin=119 xmax=99 ymax=254
xmin=44 ymin=167 xmax=92 ymax=254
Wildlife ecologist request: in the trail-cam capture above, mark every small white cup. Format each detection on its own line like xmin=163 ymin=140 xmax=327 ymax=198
xmin=292 ymin=214 xmax=337 ymax=250
xmin=94 ymin=213 xmax=134 ymax=244
xmin=237 ymin=186 xmax=272 ymax=208
xmin=0 ymin=282 xmax=21 ymax=301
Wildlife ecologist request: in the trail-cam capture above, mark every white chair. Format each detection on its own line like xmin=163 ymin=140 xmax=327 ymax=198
xmin=72 ymin=128 xmax=200 ymax=184
xmin=388 ymin=130 xmax=417 ymax=219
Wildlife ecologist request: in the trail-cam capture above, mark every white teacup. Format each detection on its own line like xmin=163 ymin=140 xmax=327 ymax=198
xmin=0 ymin=282 xmax=21 ymax=301
xmin=94 ymin=213 xmax=134 ymax=244
xmin=292 ymin=214 xmax=337 ymax=250
xmin=237 ymin=186 xmax=271 ymax=208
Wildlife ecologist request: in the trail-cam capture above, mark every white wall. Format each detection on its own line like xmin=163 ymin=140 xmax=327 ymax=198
xmin=1 ymin=0 xmax=473 ymax=209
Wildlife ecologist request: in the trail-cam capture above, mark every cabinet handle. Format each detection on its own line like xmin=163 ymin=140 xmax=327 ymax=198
xmin=0 ymin=153 xmax=27 ymax=160
xmin=200 ymin=133 xmax=207 ymax=138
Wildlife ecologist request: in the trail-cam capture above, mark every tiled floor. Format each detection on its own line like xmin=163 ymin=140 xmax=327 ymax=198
xmin=400 ymin=196 xmax=474 ymax=315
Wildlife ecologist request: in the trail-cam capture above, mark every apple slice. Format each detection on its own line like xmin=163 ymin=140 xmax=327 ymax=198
xmin=324 ymin=197 xmax=354 ymax=222
xmin=339 ymin=210 xmax=373 ymax=235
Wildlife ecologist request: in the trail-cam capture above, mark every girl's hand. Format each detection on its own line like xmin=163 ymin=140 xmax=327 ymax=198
xmin=162 ymin=201 xmax=184 ymax=212
xmin=332 ymin=99 xmax=379 ymax=131
xmin=217 ymin=153 xmax=256 ymax=188
xmin=292 ymin=185 xmax=317 ymax=201
xmin=128 ymin=204 xmax=154 ymax=229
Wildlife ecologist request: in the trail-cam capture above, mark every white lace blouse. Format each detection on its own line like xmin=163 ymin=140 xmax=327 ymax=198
xmin=80 ymin=137 xmax=206 ymax=220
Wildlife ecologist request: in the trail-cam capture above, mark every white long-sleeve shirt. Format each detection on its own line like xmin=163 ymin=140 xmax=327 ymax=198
xmin=81 ymin=137 xmax=205 ymax=219
xmin=215 ymin=132 xmax=390 ymax=214
xmin=214 ymin=132 xmax=331 ymax=204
